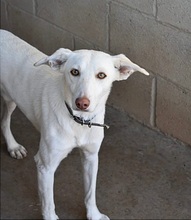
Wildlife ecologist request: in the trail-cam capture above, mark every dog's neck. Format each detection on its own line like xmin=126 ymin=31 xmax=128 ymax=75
xmin=64 ymin=102 xmax=109 ymax=129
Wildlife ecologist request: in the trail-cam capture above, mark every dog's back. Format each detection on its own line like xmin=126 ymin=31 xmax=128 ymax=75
xmin=1 ymin=30 xmax=41 ymax=95
xmin=0 ymin=29 xmax=48 ymax=89
xmin=0 ymin=30 xmax=62 ymax=129
xmin=0 ymin=29 xmax=44 ymax=74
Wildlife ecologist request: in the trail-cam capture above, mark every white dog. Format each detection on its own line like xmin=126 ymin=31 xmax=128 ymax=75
xmin=0 ymin=30 xmax=149 ymax=220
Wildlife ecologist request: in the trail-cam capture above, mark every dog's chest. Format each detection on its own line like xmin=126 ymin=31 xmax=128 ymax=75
xmin=74 ymin=127 xmax=94 ymax=146
xmin=72 ymin=125 xmax=104 ymax=148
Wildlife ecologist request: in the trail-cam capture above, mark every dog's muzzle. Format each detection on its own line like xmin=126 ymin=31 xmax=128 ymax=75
xmin=65 ymin=102 xmax=109 ymax=129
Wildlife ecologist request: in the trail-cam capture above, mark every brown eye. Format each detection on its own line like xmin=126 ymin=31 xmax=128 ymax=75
xmin=70 ymin=69 xmax=80 ymax=76
xmin=97 ymin=72 xmax=107 ymax=79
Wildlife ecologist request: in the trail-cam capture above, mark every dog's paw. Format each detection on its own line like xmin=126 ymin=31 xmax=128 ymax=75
xmin=88 ymin=214 xmax=110 ymax=220
xmin=99 ymin=214 xmax=110 ymax=220
xmin=9 ymin=145 xmax=27 ymax=159
xmin=43 ymin=213 xmax=59 ymax=220
xmin=87 ymin=208 xmax=110 ymax=220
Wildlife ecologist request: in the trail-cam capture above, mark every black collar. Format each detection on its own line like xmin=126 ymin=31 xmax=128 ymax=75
xmin=65 ymin=102 xmax=109 ymax=129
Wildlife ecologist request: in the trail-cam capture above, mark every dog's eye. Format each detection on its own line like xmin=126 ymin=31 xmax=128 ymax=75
xmin=70 ymin=69 xmax=80 ymax=76
xmin=97 ymin=72 xmax=107 ymax=79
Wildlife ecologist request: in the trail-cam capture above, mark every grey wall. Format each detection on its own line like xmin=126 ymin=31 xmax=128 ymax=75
xmin=1 ymin=0 xmax=191 ymax=145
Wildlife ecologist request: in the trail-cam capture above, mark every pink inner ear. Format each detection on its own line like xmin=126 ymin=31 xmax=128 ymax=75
xmin=119 ymin=66 xmax=130 ymax=74
xmin=55 ymin=59 xmax=63 ymax=65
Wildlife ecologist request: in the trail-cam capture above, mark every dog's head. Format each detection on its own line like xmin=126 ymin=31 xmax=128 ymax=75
xmin=34 ymin=49 xmax=149 ymax=114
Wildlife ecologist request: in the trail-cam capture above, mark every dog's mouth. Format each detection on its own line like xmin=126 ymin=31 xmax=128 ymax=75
xmin=74 ymin=108 xmax=90 ymax=112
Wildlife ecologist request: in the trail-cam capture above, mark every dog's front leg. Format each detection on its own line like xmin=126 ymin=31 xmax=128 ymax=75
xmin=81 ymin=148 xmax=110 ymax=220
xmin=34 ymin=139 xmax=70 ymax=220
xmin=36 ymin=165 xmax=58 ymax=220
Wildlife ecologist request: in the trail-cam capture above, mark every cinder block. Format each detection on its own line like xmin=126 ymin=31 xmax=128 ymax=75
xmin=157 ymin=0 xmax=191 ymax=33
xmin=74 ymin=36 xmax=100 ymax=51
xmin=7 ymin=5 xmax=73 ymax=54
xmin=5 ymin=0 xmax=34 ymax=14
xmin=110 ymin=2 xmax=191 ymax=91
xmin=1 ymin=0 xmax=9 ymax=29
xmin=115 ymin=0 xmax=155 ymax=16
xmin=156 ymin=78 xmax=191 ymax=145
xmin=36 ymin=0 xmax=108 ymax=49
xmin=108 ymin=72 xmax=152 ymax=125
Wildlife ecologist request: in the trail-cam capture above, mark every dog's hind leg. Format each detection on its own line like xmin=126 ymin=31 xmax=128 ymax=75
xmin=1 ymin=98 xmax=27 ymax=159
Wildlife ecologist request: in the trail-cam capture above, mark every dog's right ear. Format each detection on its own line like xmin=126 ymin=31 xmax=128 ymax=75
xmin=34 ymin=48 xmax=72 ymax=70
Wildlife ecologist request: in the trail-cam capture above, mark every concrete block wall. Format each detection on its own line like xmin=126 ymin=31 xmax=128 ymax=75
xmin=1 ymin=0 xmax=191 ymax=145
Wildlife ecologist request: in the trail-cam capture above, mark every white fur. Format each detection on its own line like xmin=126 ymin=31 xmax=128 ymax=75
xmin=0 ymin=30 xmax=149 ymax=220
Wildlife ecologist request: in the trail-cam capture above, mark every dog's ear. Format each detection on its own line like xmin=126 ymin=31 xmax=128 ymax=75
xmin=113 ymin=54 xmax=149 ymax=81
xmin=34 ymin=48 xmax=72 ymax=70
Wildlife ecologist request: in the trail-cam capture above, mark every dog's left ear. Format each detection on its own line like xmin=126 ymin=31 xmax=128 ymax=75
xmin=34 ymin=48 xmax=72 ymax=70
xmin=113 ymin=54 xmax=149 ymax=81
